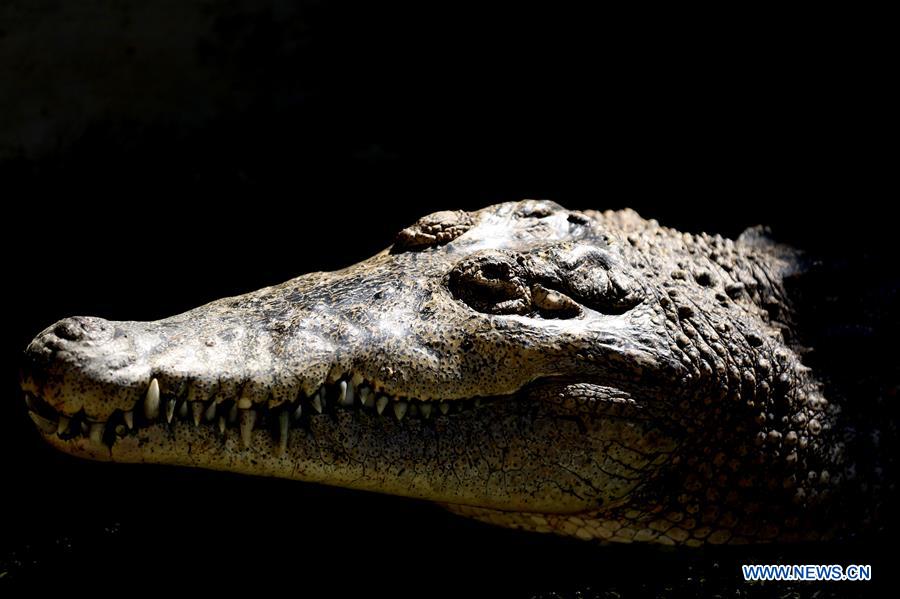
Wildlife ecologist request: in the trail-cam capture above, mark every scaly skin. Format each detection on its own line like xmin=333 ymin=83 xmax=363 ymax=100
xmin=20 ymin=200 xmax=885 ymax=545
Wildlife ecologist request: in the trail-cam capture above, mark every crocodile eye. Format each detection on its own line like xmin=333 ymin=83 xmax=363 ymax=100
xmin=449 ymin=253 xmax=531 ymax=315
xmin=449 ymin=251 xmax=585 ymax=319
xmin=530 ymin=283 xmax=582 ymax=318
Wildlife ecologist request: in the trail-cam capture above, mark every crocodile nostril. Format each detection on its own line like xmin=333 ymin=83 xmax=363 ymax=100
xmin=53 ymin=316 xmax=111 ymax=342
xmin=54 ymin=318 xmax=86 ymax=341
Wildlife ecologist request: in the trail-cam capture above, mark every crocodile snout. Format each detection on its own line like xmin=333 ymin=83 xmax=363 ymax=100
xmin=22 ymin=316 xmax=149 ymax=418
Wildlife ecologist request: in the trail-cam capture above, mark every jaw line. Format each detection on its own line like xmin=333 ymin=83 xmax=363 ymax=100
xmin=24 ymin=374 xmax=643 ymax=461
xmin=22 ymin=374 xmax=533 ymax=460
xmin=25 ymin=374 xmax=651 ymax=514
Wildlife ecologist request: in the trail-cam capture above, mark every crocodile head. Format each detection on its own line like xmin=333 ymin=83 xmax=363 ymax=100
xmin=21 ymin=200 xmax=842 ymax=545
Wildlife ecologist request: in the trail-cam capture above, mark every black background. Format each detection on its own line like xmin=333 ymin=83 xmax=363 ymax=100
xmin=1 ymin=3 xmax=895 ymax=595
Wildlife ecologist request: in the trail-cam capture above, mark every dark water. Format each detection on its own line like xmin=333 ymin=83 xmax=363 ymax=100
xmin=1 ymin=2 xmax=895 ymax=595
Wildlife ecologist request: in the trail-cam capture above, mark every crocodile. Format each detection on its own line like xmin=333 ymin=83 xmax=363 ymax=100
xmin=19 ymin=200 xmax=892 ymax=546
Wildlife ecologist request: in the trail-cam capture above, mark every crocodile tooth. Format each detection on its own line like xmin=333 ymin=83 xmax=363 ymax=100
xmin=240 ymin=409 xmax=256 ymax=448
xmin=278 ymin=411 xmax=289 ymax=455
xmin=237 ymin=397 xmax=252 ymax=410
xmin=123 ymin=410 xmax=134 ymax=430
xmin=351 ymin=372 xmax=364 ymax=387
xmin=218 ymin=415 xmax=226 ymax=435
xmin=420 ymin=404 xmax=432 ymax=419
xmin=311 ymin=392 xmax=323 ymax=414
xmin=292 ymin=402 xmax=303 ymax=420
xmin=178 ymin=401 xmax=189 ymax=419
xmin=339 ymin=381 xmax=355 ymax=407
xmin=337 ymin=381 xmax=349 ymax=406
xmin=80 ymin=421 xmax=89 ymax=435
xmin=144 ymin=378 xmax=160 ymax=420
xmin=165 ymin=399 xmax=176 ymax=424
xmin=57 ymin=415 xmax=71 ymax=435
xmin=228 ymin=403 xmax=239 ymax=423
xmin=191 ymin=402 xmax=204 ymax=426
xmin=89 ymin=423 xmax=104 ymax=444
xmin=360 ymin=388 xmax=375 ymax=408
xmin=375 ymin=395 xmax=389 ymax=415
xmin=204 ymin=402 xmax=217 ymax=422
xmin=24 ymin=393 xmax=36 ymax=411
xmin=439 ymin=402 xmax=450 ymax=415
xmin=29 ymin=411 xmax=57 ymax=434
xmin=393 ymin=400 xmax=408 ymax=421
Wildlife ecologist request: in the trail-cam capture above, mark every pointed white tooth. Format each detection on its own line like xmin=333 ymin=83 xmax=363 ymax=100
xmin=278 ymin=411 xmax=289 ymax=455
xmin=420 ymin=404 xmax=432 ymax=419
xmin=165 ymin=399 xmax=176 ymax=424
xmin=89 ymin=422 xmax=104 ymax=443
xmin=360 ymin=388 xmax=374 ymax=408
xmin=218 ymin=415 xmax=226 ymax=435
xmin=292 ymin=402 xmax=303 ymax=420
xmin=123 ymin=410 xmax=134 ymax=430
xmin=228 ymin=403 xmax=239 ymax=423
xmin=29 ymin=411 xmax=57 ymax=434
xmin=311 ymin=392 xmax=323 ymax=414
xmin=57 ymin=415 xmax=71 ymax=435
xmin=375 ymin=395 xmax=389 ymax=415
xmin=191 ymin=402 xmax=204 ymax=426
xmin=351 ymin=372 xmax=364 ymax=387
xmin=204 ymin=402 xmax=217 ymax=421
xmin=393 ymin=400 xmax=408 ymax=421
xmin=178 ymin=401 xmax=189 ymax=419
xmin=338 ymin=381 xmax=355 ymax=407
xmin=240 ymin=409 xmax=256 ymax=448
xmin=144 ymin=378 xmax=160 ymax=420
xmin=80 ymin=421 xmax=89 ymax=435
xmin=439 ymin=402 xmax=450 ymax=415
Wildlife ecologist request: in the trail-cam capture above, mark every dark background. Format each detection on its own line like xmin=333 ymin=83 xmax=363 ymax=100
xmin=1 ymin=2 xmax=895 ymax=595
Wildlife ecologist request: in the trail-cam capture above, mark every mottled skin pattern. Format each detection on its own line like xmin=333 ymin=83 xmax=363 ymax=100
xmin=20 ymin=200 xmax=885 ymax=545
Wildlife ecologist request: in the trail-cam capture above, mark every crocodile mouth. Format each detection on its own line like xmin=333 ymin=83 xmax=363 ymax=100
xmin=24 ymin=364 xmax=669 ymax=520
xmin=24 ymin=375 xmax=506 ymax=455
xmin=23 ymin=365 xmax=658 ymax=514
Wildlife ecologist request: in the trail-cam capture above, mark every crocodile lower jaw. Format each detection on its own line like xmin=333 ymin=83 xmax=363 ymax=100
xmin=25 ymin=375 xmax=503 ymax=455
